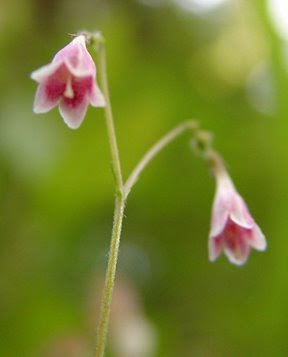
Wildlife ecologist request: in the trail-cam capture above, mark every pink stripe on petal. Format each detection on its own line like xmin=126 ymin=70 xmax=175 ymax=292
xmin=71 ymin=76 xmax=93 ymax=99
xmin=33 ymin=83 xmax=60 ymax=113
xmin=59 ymin=76 xmax=103 ymax=128
xmin=219 ymin=218 xmax=251 ymax=265
xmin=44 ymin=64 xmax=69 ymax=102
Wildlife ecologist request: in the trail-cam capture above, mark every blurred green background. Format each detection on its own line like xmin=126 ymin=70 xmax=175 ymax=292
xmin=1 ymin=0 xmax=288 ymax=356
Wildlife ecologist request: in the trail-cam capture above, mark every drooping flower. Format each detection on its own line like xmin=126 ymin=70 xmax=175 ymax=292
xmin=31 ymin=35 xmax=105 ymax=129
xmin=209 ymin=170 xmax=266 ymax=266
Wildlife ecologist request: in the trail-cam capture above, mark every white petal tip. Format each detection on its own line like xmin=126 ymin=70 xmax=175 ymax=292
xmin=230 ymin=259 xmax=247 ymax=267
xmin=94 ymin=98 xmax=106 ymax=108
xmin=31 ymin=61 xmax=63 ymax=83
xmin=208 ymin=238 xmax=222 ymax=262
xmin=255 ymin=239 xmax=267 ymax=251
xmin=250 ymin=225 xmax=267 ymax=251
xmin=33 ymin=104 xmax=53 ymax=114
xmin=59 ymin=100 xmax=87 ymax=130
xmin=208 ymin=250 xmax=219 ymax=262
xmin=90 ymin=83 xmax=106 ymax=107
xmin=64 ymin=121 xmax=82 ymax=130
xmin=230 ymin=213 xmax=254 ymax=230
xmin=30 ymin=71 xmax=38 ymax=81
xmin=60 ymin=114 xmax=83 ymax=130
xmin=209 ymin=257 xmax=217 ymax=263
xmin=33 ymin=106 xmax=42 ymax=114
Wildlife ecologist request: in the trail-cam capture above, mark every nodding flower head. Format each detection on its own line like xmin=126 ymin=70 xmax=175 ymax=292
xmin=209 ymin=168 xmax=266 ymax=266
xmin=31 ymin=35 xmax=105 ymax=129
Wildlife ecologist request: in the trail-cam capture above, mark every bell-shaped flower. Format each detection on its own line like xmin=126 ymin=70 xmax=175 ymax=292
xmin=31 ymin=35 xmax=105 ymax=129
xmin=209 ymin=170 xmax=266 ymax=266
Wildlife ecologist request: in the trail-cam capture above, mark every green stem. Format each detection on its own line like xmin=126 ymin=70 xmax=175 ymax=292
xmin=95 ymin=197 xmax=125 ymax=357
xmin=95 ymin=39 xmax=125 ymax=357
xmin=98 ymin=42 xmax=123 ymax=195
xmin=123 ymin=120 xmax=197 ymax=199
xmin=92 ymin=33 xmax=212 ymax=357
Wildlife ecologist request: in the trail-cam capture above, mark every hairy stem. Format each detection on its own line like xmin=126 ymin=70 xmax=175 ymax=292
xmin=95 ymin=197 xmax=125 ymax=357
xmin=91 ymin=32 xmax=212 ymax=357
xmin=95 ymin=39 xmax=125 ymax=357
xmin=98 ymin=42 xmax=123 ymax=195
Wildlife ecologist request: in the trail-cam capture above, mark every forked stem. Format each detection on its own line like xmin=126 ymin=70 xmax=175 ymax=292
xmin=95 ymin=38 xmax=125 ymax=357
xmin=91 ymin=32 xmax=213 ymax=357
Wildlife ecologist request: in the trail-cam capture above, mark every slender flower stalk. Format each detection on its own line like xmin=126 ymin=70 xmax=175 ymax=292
xmin=124 ymin=120 xmax=197 ymax=198
xmin=95 ymin=121 xmax=200 ymax=356
xmin=89 ymin=32 xmax=201 ymax=356
xmin=93 ymin=36 xmax=125 ymax=357
xmin=97 ymin=39 xmax=124 ymax=195
xmin=95 ymin=198 xmax=125 ymax=357
xmin=91 ymin=33 xmax=206 ymax=355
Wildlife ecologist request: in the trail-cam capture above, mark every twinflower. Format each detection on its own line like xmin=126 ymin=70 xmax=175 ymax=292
xmin=209 ymin=166 xmax=266 ymax=266
xmin=31 ymin=35 xmax=105 ymax=129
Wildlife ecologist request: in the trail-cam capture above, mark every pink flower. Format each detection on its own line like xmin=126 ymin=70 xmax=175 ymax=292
xmin=209 ymin=171 xmax=266 ymax=266
xmin=31 ymin=35 xmax=105 ymax=129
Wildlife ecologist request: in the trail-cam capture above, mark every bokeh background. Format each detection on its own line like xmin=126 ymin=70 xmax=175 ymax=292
xmin=1 ymin=0 xmax=288 ymax=356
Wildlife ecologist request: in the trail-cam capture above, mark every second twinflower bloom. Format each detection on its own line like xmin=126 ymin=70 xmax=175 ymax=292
xmin=209 ymin=161 xmax=267 ymax=266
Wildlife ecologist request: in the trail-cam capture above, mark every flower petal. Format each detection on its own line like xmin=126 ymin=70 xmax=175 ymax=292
xmin=209 ymin=169 xmax=266 ymax=265
xmin=224 ymin=243 xmax=250 ymax=266
xmin=53 ymin=36 xmax=85 ymax=63
xmin=33 ymin=83 xmax=60 ymax=113
xmin=230 ymin=195 xmax=254 ymax=229
xmin=209 ymin=173 xmax=237 ymax=237
xmin=89 ymin=82 xmax=106 ymax=107
xmin=31 ymin=61 xmax=63 ymax=83
xmin=249 ymin=224 xmax=267 ymax=251
xmin=223 ymin=228 xmax=250 ymax=266
xmin=54 ymin=35 xmax=96 ymax=78
xmin=208 ymin=235 xmax=223 ymax=262
xmin=59 ymin=96 xmax=88 ymax=129
xmin=64 ymin=59 xmax=96 ymax=78
xmin=33 ymin=63 xmax=71 ymax=114
xmin=209 ymin=190 xmax=230 ymax=238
